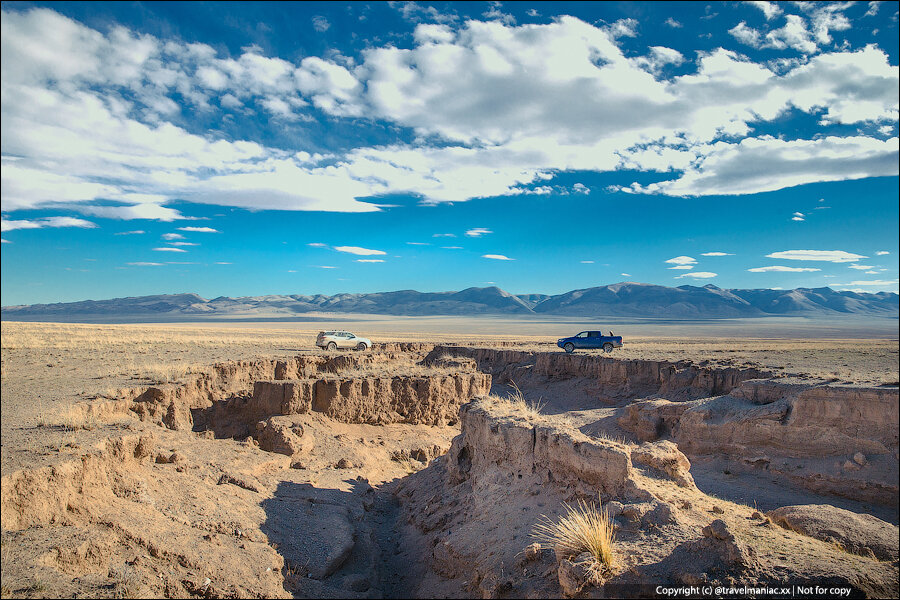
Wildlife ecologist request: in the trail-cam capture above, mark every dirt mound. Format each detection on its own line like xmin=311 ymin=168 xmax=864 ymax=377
xmin=767 ymin=504 xmax=899 ymax=561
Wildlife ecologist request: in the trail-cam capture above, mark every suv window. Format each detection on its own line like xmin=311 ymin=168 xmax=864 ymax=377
xmin=588 ymin=331 xmax=601 ymax=338
xmin=575 ymin=332 xmax=588 ymax=338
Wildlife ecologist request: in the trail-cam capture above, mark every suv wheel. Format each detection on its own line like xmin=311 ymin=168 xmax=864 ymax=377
xmin=603 ymin=343 xmax=614 ymax=353
xmin=564 ymin=343 xmax=574 ymax=353
xmin=357 ymin=342 xmax=368 ymax=351
xmin=327 ymin=342 xmax=337 ymax=351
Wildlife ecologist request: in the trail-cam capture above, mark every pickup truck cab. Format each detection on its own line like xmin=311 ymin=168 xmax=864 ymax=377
xmin=557 ymin=330 xmax=623 ymax=354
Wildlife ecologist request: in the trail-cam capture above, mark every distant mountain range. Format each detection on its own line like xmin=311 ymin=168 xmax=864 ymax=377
xmin=3 ymin=283 xmax=897 ymax=322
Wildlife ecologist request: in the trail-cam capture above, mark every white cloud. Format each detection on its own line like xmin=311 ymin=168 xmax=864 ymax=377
xmin=729 ymin=22 xmax=762 ymax=47
xmin=127 ymin=261 xmax=164 ymax=266
xmin=1 ymin=6 xmax=897 ymax=222
xmin=580 ymin=260 xmax=594 ymax=264
xmin=161 ymin=232 xmax=185 ymax=240
xmin=406 ymin=241 xmax=429 ymax=245
xmin=668 ymin=265 xmax=694 ymax=270
xmin=847 ymin=264 xmax=876 ymax=270
xmin=665 ymin=255 xmax=697 ymax=265
xmin=747 ymin=265 xmax=822 ymax=272
xmin=765 ymin=250 xmax=867 ymax=262
xmin=215 ymin=261 xmax=232 ymax=265
xmin=307 ymin=242 xmax=327 ymax=247
xmin=177 ymin=226 xmax=219 ymax=233
xmin=792 ymin=216 xmax=805 ymax=221
xmin=766 ymin=15 xmax=817 ymax=54
xmin=793 ymin=212 xmax=804 ymax=217
xmin=482 ymin=254 xmax=514 ymax=260
xmin=442 ymin=246 xmax=463 ymax=249
xmin=620 ymin=273 xmax=631 ymax=277
xmin=701 ymin=252 xmax=733 ymax=256
xmin=625 ymin=136 xmax=899 ymax=197
xmin=356 ymin=259 xmax=385 ymax=263
xmin=312 ymin=16 xmax=330 ymax=32
xmin=432 ymin=233 xmax=455 ymax=237
xmin=1 ymin=216 xmax=97 ymax=232
xmin=744 ymin=1 xmax=782 ymax=20
xmin=334 ymin=246 xmax=386 ymax=256
xmin=167 ymin=241 xmax=198 ymax=246
xmin=875 ymin=250 xmax=890 ymax=255
xmin=664 ymin=17 xmax=682 ymax=28
xmin=465 ymin=228 xmax=493 ymax=237
xmin=1 ymin=238 xmax=10 ymax=243
xmin=832 ymin=279 xmax=899 ymax=286
xmin=315 ymin=265 xmax=337 ymax=269
xmin=676 ymin=271 xmax=718 ymax=279
xmin=153 ymin=247 xmax=187 ymax=252
xmin=115 ymin=230 xmax=145 ymax=235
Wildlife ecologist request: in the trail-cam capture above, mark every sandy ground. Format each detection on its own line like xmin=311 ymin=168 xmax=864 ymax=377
xmin=1 ymin=319 xmax=898 ymax=598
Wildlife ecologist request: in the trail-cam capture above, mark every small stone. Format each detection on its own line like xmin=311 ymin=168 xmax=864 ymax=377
xmin=680 ymin=500 xmax=693 ymax=510
xmin=711 ymin=505 xmax=724 ymax=514
xmin=336 ymin=458 xmax=352 ymax=469
xmin=557 ymin=558 xmax=592 ymax=597
xmin=751 ymin=511 xmax=762 ymax=520
xmin=853 ymin=452 xmax=866 ymax=466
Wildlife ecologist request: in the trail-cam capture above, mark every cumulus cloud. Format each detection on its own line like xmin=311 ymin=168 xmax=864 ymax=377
xmin=744 ymin=1 xmax=782 ymax=20
xmin=747 ymin=265 xmax=822 ymax=272
xmin=482 ymin=254 xmax=513 ymax=260
xmin=334 ymin=246 xmax=386 ymax=255
xmin=1 ymin=6 xmax=897 ymax=222
xmin=765 ymin=250 xmax=867 ymax=262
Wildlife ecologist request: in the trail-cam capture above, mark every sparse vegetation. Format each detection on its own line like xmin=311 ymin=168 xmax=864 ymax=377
xmin=532 ymin=499 xmax=616 ymax=577
xmin=486 ymin=381 xmax=545 ymax=420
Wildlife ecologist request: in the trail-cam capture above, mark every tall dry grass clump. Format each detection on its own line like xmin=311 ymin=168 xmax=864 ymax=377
xmin=486 ymin=381 xmax=545 ymax=420
xmin=532 ymin=499 xmax=616 ymax=575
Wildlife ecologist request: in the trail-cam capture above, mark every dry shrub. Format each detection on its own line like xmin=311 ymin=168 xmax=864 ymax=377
xmin=532 ymin=500 xmax=616 ymax=575
xmin=487 ymin=381 xmax=545 ymax=420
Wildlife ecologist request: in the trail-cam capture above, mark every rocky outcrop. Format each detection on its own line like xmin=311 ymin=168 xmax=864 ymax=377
xmin=617 ymin=378 xmax=899 ymax=506
xmin=446 ymin=397 xmax=696 ymax=501
xmin=767 ymin=505 xmax=899 ymax=561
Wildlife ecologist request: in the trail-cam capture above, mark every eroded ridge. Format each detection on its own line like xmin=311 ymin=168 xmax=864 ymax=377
xmin=396 ymin=397 xmax=898 ymax=598
xmin=2 ymin=344 xmax=898 ymax=599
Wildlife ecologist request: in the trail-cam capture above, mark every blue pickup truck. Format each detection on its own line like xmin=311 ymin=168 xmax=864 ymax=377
xmin=557 ymin=330 xmax=624 ymax=354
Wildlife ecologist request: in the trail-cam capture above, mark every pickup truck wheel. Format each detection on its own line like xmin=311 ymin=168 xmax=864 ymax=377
xmin=327 ymin=342 xmax=337 ymax=351
xmin=357 ymin=342 xmax=368 ymax=351
xmin=564 ymin=343 xmax=574 ymax=353
xmin=603 ymin=343 xmax=614 ymax=353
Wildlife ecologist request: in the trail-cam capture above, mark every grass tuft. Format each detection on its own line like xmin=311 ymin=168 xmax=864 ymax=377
xmin=532 ymin=499 xmax=616 ymax=575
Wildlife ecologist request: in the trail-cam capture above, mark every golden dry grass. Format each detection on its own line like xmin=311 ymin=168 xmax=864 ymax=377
xmin=484 ymin=382 xmax=545 ymax=420
xmin=532 ymin=499 xmax=616 ymax=574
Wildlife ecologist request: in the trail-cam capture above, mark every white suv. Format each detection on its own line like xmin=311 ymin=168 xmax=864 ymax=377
xmin=316 ymin=331 xmax=372 ymax=351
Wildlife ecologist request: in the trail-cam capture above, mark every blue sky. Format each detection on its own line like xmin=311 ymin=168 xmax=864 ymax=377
xmin=1 ymin=1 xmax=898 ymax=305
